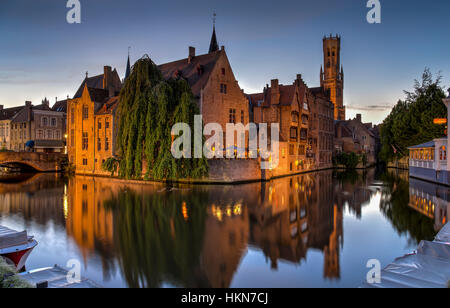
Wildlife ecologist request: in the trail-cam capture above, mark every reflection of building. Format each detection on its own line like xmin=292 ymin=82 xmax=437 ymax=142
xmin=0 ymin=174 xmax=65 ymax=226
xmin=247 ymin=171 xmax=343 ymax=279
xmin=66 ymin=177 xmax=115 ymax=264
xmin=409 ymin=178 xmax=449 ymax=231
xmin=201 ymin=205 xmax=248 ymax=288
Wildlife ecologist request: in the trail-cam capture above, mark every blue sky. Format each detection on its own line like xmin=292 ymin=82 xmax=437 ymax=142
xmin=1 ymin=0 xmax=450 ymax=124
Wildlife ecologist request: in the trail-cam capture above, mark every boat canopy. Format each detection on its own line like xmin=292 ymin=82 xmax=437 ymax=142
xmin=0 ymin=226 xmax=28 ymax=250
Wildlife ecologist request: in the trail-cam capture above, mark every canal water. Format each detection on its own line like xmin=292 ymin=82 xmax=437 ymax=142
xmin=0 ymin=168 xmax=447 ymax=288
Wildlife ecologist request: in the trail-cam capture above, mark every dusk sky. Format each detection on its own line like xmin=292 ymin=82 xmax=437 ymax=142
xmin=1 ymin=0 xmax=450 ymax=124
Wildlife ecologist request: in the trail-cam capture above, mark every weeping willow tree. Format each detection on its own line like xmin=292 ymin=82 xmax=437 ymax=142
xmin=114 ymin=55 xmax=208 ymax=180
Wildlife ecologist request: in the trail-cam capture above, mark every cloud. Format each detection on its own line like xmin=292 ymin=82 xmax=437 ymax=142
xmin=346 ymin=104 xmax=393 ymax=112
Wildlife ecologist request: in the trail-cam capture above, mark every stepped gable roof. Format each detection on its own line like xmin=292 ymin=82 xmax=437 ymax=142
xmin=249 ymin=84 xmax=302 ymax=108
xmin=158 ymin=50 xmax=222 ymax=98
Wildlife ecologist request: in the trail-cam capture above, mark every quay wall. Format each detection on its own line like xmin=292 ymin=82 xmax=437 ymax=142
xmin=410 ymin=166 xmax=450 ymax=187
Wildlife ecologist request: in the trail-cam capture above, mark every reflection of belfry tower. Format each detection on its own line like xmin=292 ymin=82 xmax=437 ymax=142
xmin=323 ymin=204 xmax=343 ymax=279
xmin=320 ymin=34 xmax=345 ymax=120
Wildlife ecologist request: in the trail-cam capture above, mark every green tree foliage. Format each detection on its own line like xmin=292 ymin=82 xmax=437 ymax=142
xmin=380 ymin=69 xmax=447 ymax=162
xmin=334 ymin=152 xmax=361 ymax=169
xmin=115 ymin=55 xmax=208 ymax=180
xmin=102 ymin=157 xmax=120 ymax=176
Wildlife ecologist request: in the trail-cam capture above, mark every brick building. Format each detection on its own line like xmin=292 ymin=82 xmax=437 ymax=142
xmin=159 ymin=33 xmax=249 ymax=149
xmin=9 ymin=99 xmax=66 ymax=153
xmin=249 ymin=75 xmax=311 ymax=176
xmin=309 ymin=87 xmax=335 ymax=169
xmin=67 ymin=66 xmax=122 ymax=175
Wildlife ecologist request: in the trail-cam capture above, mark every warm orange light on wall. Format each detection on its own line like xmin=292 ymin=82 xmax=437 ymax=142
xmin=433 ymin=118 xmax=447 ymax=125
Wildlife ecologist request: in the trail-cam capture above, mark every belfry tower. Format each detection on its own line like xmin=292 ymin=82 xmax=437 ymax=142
xmin=320 ymin=35 xmax=345 ymax=120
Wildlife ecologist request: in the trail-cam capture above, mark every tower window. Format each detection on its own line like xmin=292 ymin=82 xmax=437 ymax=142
xmin=220 ymin=84 xmax=227 ymax=94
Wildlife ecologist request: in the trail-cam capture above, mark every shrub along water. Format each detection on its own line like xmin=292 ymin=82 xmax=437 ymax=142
xmin=0 ymin=258 xmax=32 ymax=288
xmin=106 ymin=55 xmax=208 ymax=180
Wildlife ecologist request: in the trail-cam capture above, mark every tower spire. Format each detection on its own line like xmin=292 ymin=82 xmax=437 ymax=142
xmin=209 ymin=12 xmax=219 ymax=53
xmin=125 ymin=47 xmax=131 ymax=81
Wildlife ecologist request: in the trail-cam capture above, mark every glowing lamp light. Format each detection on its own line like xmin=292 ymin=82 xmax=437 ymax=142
xmin=433 ymin=118 xmax=447 ymax=125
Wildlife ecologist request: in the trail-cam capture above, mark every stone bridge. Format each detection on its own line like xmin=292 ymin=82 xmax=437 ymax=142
xmin=0 ymin=152 xmax=67 ymax=172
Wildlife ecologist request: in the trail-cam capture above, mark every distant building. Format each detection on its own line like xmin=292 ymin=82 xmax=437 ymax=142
xmin=334 ymin=114 xmax=378 ymax=166
xmin=0 ymin=105 xmax=23 ymax=150
xmin=9 ymin=99 xmax=66 ymax=153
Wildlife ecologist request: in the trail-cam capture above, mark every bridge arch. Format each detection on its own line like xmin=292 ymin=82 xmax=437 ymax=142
xmin=0 ymin=152 xmax=66 ymax=172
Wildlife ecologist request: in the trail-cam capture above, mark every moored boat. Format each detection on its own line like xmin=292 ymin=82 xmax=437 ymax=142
xmin=0 ymin=226 xmax=37 ymax=271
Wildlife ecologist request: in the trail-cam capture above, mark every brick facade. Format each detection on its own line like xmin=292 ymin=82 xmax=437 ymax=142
xmin=67 ymin=66 xmax=121 ymax=175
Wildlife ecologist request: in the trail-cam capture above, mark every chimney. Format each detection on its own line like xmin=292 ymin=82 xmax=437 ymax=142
xmin=270 ymin=79 xmax=280 ymax=105
xmin=103 ymin=66 xmax=115 ymax=97
xmin=25 ymin=101 xmax=32 ymax=107
xmin=188 ymin=46 xmax=195 ymax=63
xmin=0 ymin=105 xmax=3 ymax=111
xmin=356 ymin=114 xmax=362 ymax=123
xmin=221 ymin=46 xmax=225 ymax=51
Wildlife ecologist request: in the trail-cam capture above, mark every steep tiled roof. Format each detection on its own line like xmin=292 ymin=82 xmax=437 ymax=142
xmin=87 ymin=87 xmax=110 ymax=103
xmin=11 ymin=104 xmax=52 ymax=123
xmin=158 ymin=50 xmax=222 ymax=98
xmin=0 ymin=106 xmax=24 ymax=121
xmin=73 ymin=75 xmax=104 ymax=98
xmin=52 ymin=100 xmax=68 ymax=113
xmin=95 ymin=96 xmax=120 ymax=115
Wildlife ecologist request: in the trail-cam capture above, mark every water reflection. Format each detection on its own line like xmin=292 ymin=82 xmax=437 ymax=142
xmin=0 ymin=168 xmax=446 ymax=288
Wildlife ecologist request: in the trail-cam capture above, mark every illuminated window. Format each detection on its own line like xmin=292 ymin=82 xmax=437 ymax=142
xmin=290 ymin=127 xmax=298 ymax=140
xmin=82 ymin=132 xmax=88 ymax=150
xmin=82 ymin=105 xmax=89 ymax=120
